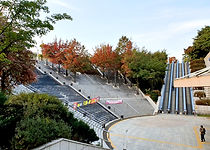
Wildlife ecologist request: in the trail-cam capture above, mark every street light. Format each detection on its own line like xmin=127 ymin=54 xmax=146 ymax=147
xmin=123 ymin=129 xmax=128 ymax=150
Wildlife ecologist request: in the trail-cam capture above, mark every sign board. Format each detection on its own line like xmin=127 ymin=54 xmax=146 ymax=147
xmin=105 ymin=100 xmax=123 ymax=104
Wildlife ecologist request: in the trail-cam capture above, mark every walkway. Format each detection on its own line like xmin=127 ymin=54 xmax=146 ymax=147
xmin=107 ymin=115 xmax=210 ymax=150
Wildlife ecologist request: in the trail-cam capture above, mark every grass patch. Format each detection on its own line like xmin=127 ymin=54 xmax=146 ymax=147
xmin=197 ymin=114 xmax=210 ymax=117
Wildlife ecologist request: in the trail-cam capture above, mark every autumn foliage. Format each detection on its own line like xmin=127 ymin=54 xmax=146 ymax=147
xmin=41 ymin=36 xmax=167 ymax=100
xmin=41 ymin=39 xmax=66 ymax=65
xmin=41 ymin=39 xmax=91 ymax=82
xmin=90 ymin=40 xmax=135 ymax=78
xmin=0 ymin=49 xmax=36 ymax=92
xmin=90 ymin=44 xmax=121 ymax=72
xmin=61 ymin=39 xmax=91 ymax=74
xmin=121 ymin=40 xmax=134 ymax=77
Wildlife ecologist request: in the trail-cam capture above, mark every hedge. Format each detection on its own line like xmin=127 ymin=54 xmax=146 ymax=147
xmin=196 ymin=99 xmax=210 ymax=106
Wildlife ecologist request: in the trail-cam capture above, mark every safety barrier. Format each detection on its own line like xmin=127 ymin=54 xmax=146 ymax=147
xmin=187 ymin=62 xmax=195 ymax=113
xmin=159 ymin=64 xmax=169 ymax=111
xmin=175 ymin=61 xmax=179 ymax=113
xmin=167 ymin=61 xmax=174 ymax=112
xmin=182 ymin=62 xmax=187 ymax=114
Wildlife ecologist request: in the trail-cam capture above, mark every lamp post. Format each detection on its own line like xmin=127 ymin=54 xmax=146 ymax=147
xmin=123 ymin=129 xmax=128 ymax=150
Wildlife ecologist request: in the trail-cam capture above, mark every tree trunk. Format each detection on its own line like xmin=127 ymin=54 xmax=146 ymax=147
xmin=114 ymin=70 xmax=117 ymax=87
xmin=46 ymin=59 xmax=48 ymax=65
xmin=58 ymin=64 xmax=60 ymax=73
xmin=130 ymin=81 xmax=132 ymax=87
xmin=124 ymin=73 xmax=127 ymax=84
xmin=136 ymin=78 xmax=139 ymax=95
xmin=1 ymin=71 xmax=6 ymax=93
xmin=74 ymin=72 xmax=76 ymax=83
xmin=65 ymin=69 xmax=68 ymax=76
xmin=107 ymin=70 xmax=110 ymax=83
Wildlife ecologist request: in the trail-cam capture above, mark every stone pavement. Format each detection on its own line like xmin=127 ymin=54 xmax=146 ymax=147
xmin=107 ymin=114 xmax=210 ymax=150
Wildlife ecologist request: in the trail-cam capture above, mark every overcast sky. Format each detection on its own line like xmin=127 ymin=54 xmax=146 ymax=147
xmin=32 ymin=0 xmax=210 ymax=61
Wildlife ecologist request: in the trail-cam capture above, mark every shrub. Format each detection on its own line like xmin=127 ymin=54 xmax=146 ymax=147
xmin=193 ymin=87 xmax=204 ymax=90
xmin=194 ymin=91 xmax=206 ymax=99
xmin=195 ymin=99 xmax=210 ymax=106
xmin=146 ymin=89 xmax=159 ymax=102
xmin=12 ymin=117 xmax=71 ymax=150
xmin=0 ymin=91 xmax=7 ymax=105
xmin=190 ymin=58 xmax=205 ymax=72
xmin=190 ymin=58 xmax=205 ymax=65
xmin=0 ymin=93 xmax=98 ymax=150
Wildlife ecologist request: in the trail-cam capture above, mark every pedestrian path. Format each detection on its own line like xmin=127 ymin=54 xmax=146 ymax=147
xmin=107 ymin=115 xmax=210 ymax=150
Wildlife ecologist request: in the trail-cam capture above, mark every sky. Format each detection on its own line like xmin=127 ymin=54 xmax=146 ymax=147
xmin=32 ymin=0 xmax=210 ymax=61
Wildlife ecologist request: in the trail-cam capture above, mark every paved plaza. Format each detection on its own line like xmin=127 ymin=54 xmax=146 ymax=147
xmin=107 ymin=115 xmax=210 ymax=150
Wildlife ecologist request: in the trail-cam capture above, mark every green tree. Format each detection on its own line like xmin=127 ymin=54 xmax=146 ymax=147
xmin=0 ymin=91 xmax=7 ymax=105
xmin=185 ymin=26 xmax=210 ymax=60
xmin=128 ymin=50 xmax=167 ymax=97
xmin=0 ymin=93 xmax=98 ymax=149
xmin=0 ymin=0 xmax=72 ymax=92
xmin=7 ymin=93 xmax=70 ymax=120
xmin=192 ymin=26 xmax=210 ymax=59
xmin=12 ymin=117 xmax=71 ymax=150
xmin=115 ymin=36 xmax=130 ymax=55
xmin=0 ymin=104 xmax=23 ymax=149
xmin=72 ymin=120 xmax=98 ymax=143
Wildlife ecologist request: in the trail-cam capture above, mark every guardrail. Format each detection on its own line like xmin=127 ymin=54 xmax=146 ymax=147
xmin=175 ymin=61 xmax=179 ymax=113
xmin=187 ymin=62 xmax=195 ymax=114
xmin=65 ymin=103 xmax=104 ymax=140
xmin=159 ymin=64 xmax=169 ymax=111
xmin=182 ymin=62 xmax=187 ymax=114
xmin=167 ymin=61 xmax=174 ymax=112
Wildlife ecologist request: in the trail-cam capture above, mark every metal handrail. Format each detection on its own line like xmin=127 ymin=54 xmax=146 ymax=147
xmin=187 ymin=62 xmax=195 ymax=113
xmin=182 ymin=62 xmax=187 ymax=113
xmin=159 ymin=64 xmax=169 ymax=111
xmin=175 ymin=61 xmax=179 ymax=113
xmin=167 ymin=61 xmax=174 ymax=112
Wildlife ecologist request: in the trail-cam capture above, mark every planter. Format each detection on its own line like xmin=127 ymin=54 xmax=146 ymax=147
xmin=195 ymin=105 xmax=210 ymax=115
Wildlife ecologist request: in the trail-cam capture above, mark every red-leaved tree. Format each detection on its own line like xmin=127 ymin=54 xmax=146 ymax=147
xmin=61 ymin=39 xmax=91 ymax=82
xmin=91 ymin=44 xmax=121 ymax=84
xmin=0 ymin=49 xmax=36 ymax=92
